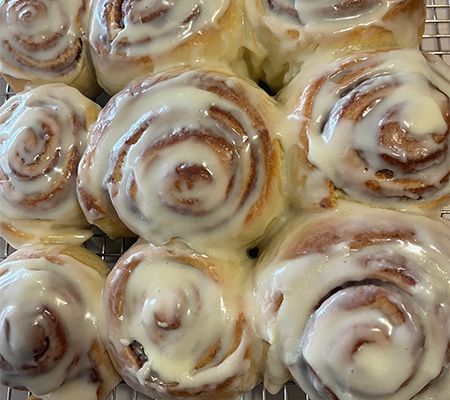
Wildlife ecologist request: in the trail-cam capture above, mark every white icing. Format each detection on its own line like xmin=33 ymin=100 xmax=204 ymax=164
xmin=302 ymin=288 xmax=424 ymax=396
xmin=0 ymin=245 xmax=114 ymax=400
xmin=105 ymin=243 xmax=255 ymax=397
xmin=89 ymin=0 xmax=247 ymax=94
xmin=78 ymin=70 xmax=282 ymax=249
xmin=0 ymin=0 xmax=87 ymax=80
xmin=253 ymin=0 xmax=423 ymax=42
xmin=283 ymin=49 xmax=450 ymax=208
xmin=244 ymin=0 xmax=425 ymax=88
xmin=113 ymin=1 xmax=227 ymax=57
xmin=296 ymin=0 xmax=391 ymax=30
xmin=0 ymin=83 xmax=99 ymax=247
xmin=250 ymin=203 xmax=450 ymax=399
xmin=91 ymin=0 xmax=228 ymax=57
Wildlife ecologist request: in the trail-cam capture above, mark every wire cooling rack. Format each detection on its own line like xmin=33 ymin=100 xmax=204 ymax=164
xmin=0 ymin=1 xmax=449 ymax=399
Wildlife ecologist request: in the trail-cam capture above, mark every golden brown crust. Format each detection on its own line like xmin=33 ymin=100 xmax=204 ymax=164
xmin=78 ymin=68 xmax=283 ymax=248
xmin=104 ymin=243 xmax=258 ymax=400
xmin=254 ymin=206 xmax=450 ymax=399
xmin=0 ymin=85 xmax=100 ymax=248
xmin=247 ymin=0 xmax=426 ymax=90
xmin=0 ymin=1 xmax=99 ymax=97
xmin=287 ymin=49 xmax=450 ymax=211
xmin=0 ymin=244 xmax=119 ymax=399
xmin=309 ymin=0 xmax=426 ymax=51
xmin=90 ymin=0 xmax=246 ymax=94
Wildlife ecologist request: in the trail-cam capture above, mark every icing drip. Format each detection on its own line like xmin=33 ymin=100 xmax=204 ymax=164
xmin=77 ymin=69 xmax=283 ymax=249
xmin=260 ymin=0 xmax=420 ymax=36
xmin=0 ymin=84 xmax=99 ymax=247
xmin=244 ymin=0 xmax=425 ymax=89
xmin=89 ymin=0 xmax=246 ymax=94
xmin=0 ymin=245 xmax=118 ymax=400
xmin=283 ymin=49 xmax=450 ymax=209
xmin=250 ymin=203 xmax=450 ymax=399
xmin=104 ymin=242 xmax=257 ymax=399
xmin=0 ymin=0 xmax=86 ymax=80
xmin=91 ymin=0 xmax=229 ymax=57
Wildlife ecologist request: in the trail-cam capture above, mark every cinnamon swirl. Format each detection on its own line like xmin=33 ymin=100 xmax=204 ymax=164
xmin=280 ymin=49 xmax=450 ymax=212
xmin=0 ymin=83 xmax=100 ymax=248
xmin=104 ymin=241 xmax=259 ymax=400
xmin=77 ymin=68 xmax=284 ymax=251
xmin=250 ymin=203 xmax=450 ymax=399
xmin=0 ymin=244 xmax=120 ymax=400
xmin=0 ymin=0 xmax=98 ymax=97
xmin=245 ymin=0 xmax=426 ymax=89
xmin=89 ymin=0 xmax=246 ymax=94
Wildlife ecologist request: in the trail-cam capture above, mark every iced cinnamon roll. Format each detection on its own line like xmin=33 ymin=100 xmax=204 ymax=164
xmin=250 ymin=203 xmax=450 ymax=399
xmin=0 ymin=0 xmax=98 ymax=97
xmin=89 ymin=0 xmax=246 ymax=94
xmin=280 ymin=49 xmax=450 ymax=212
xmin=0 ymin=244 xmax=120 ymax=400
xmin=0 ymin=83 xmax=99 ymax=248
xmin=77 ymin=68 xmax=283 ymax=250
xmin=104 ymin=241 xmax=259 ymax=400
xmin=245 ymin=0 xmax=426 ymax=89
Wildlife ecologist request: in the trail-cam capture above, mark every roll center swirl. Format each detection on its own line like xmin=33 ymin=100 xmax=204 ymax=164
xmin=303 ymin=285 xmax=424 ymax=397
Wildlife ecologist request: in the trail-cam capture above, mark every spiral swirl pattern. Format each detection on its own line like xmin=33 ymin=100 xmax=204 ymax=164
xmin=250 ymin=203 xmax=450 ymax=398
xmin=261 ymin=0 xmax=424 ymax=31
xmin=104 ymin=242 xmax=258 ymax=399
xmin=0 ymin=245 xmax=118 ymax=399
xmin=0 ymin=0 xmax=95 ymax=94
xmin=77 ymin=69 xmax=282 ymax=249
xmin=245 ymin=0 xmax=425 ymax=90
xmin=89 ymin=0 xmax=243 ymax=94
xmin=265 ymin=0 xmax=406 ymax=25
xmin=284 ymin=49 xmax=450 ymax=210
xmin=0 ymin=84 xmax=99 ymax=248
xmin=92 ymin=0 xmax=229 ymax=57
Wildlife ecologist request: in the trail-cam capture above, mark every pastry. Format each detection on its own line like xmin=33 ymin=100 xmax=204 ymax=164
xmin=77 ymin=68 xmax=284 ymax=251
xmin=280 ymin=49 xmax=450 ymax=213
xmin=0 ymin=0 xmax=99 ymax=97
xmin=89 ymin=0 xmax=246 ymax=94
xmin=0 ymin=244 xmax=120 ymax=400
xmin=103 ymin=241 xmax=259 ymax=400
xmin=250 ymin=202 xmax=450 ymax=399
xmin=245 ymin=0 xmax=426 ymax=89
xmin=0 ymin=83 xmax=100 ymax=248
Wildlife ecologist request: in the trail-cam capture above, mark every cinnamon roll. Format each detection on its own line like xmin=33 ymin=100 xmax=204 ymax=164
xmin=89 ymin=0 xmax=246 ymax=94
xmin=280 ymin=49 xmax=450 ymax=212
xmin=250 ymin=203 xmax=450 ymax=399
xmin=104 ymin=241 xmax=259 ymax=400
xmin=0 ymin=244 xmax=120 ymax=400
xmin=0 ymin=83 xmax=100 ymax=248
xmin=245 ymin=0 xmax=426 ymax=89
xmin=77 ymin=68 xmax=283 ymax=250
xmin=0 ymin=0 xmax=98 ymax=97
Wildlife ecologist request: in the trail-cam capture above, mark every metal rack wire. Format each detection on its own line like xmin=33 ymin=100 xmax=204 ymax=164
xmin=0 ymin=1 xmax=449 ymax=399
